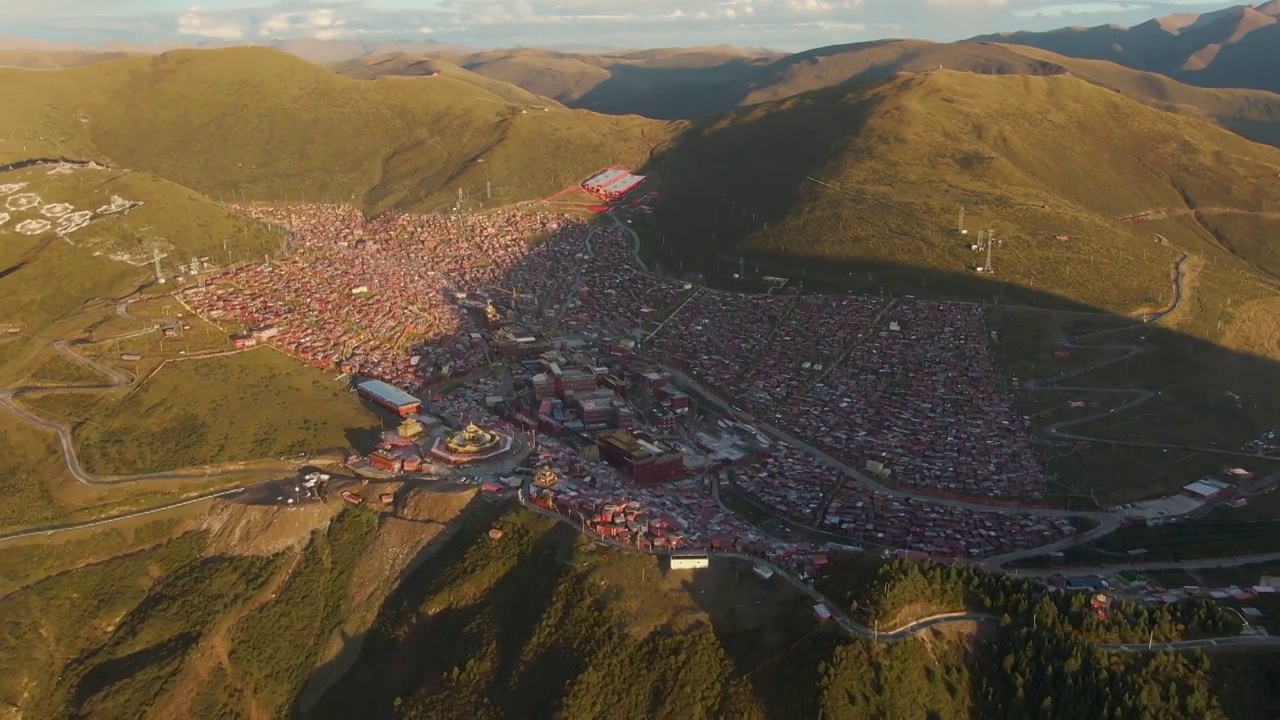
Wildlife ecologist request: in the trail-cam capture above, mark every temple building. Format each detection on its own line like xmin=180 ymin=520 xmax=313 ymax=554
xmin=429 ymin=422 xmax=515 ymax=464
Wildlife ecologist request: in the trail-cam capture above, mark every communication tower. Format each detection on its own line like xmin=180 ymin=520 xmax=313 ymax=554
xmin=957 ymin=206 xmax=966 ymax=234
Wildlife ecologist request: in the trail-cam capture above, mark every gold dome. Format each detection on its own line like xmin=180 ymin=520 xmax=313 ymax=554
xmin=444 ymin=422 xmax=501 ymax=454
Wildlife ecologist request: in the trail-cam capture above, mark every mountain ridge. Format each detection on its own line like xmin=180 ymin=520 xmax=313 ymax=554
xmin=973 ymin=2 xmax=1280 ymax=93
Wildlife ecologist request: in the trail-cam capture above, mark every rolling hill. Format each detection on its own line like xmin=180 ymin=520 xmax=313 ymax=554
xmin=0 ymin=46 xmax=670 ymax=214
xmin=375 ymin=45 xmax=783 ymax=119
xmin=0 ymin=49 xmax=137 ymax=69
xmin=0 ymin=163 xmax=286 ymax=337
xmin=344 ymin=39 xmax=1280 ymax=149
xmin=331 ymin=54 xmax=566 ymax=109
xmin=644 ymin=69 xmax=1280 ymax=321
xmin=976 ymin=2 xmax=1280 ymax=94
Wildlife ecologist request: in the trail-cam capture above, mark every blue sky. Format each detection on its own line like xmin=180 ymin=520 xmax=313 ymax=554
xmin=0 ymin=0 xmax=1244 ymax=51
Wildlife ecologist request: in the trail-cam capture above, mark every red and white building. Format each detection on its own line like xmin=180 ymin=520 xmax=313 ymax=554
xmin=581 ymin=166 xmax=647 ymax=201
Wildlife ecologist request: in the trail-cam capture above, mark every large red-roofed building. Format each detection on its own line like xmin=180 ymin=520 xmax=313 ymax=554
xmin=581 ymin=166 xmax=646 ymax=201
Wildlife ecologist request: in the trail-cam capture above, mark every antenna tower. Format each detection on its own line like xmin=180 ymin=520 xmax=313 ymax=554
xmin=957 ymin=206 xmax=965 ymax=232
xmin=985 ymin=230 xmax=994 ymax=272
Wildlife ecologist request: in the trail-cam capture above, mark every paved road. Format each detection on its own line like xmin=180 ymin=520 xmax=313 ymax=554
xmin=0 ymin=486 xmax=251 ymax=544
xmin=1013 ymin=550 xmax=1280 ymax=578
xmin=0 ymin=302 xmax=304 ymax=486
xmin=1022 ymin=253 xmax=1279 ymax=461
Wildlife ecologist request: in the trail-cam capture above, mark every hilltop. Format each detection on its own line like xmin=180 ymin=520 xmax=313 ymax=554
xmin=352 ymin=45 xmax=781 ymax=119
xmin=976 ymin=2 xmax=1280 ymax=94
xmin=341 ymin=39 xmax=1280 ymax=149
xmin=0 ymin=49 xmax=137 ymax=69
xmin=0 ymin=46 xmax=670 ymax=214
xmin=330 ymin=54 xmax=566 ymax=109
xmin=645 ymin=69 xmax=1280 ymax=315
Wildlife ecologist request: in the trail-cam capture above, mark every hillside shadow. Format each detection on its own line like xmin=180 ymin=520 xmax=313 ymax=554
xmin=300 ymin=498 xmax=580 ymax=719
xmin=679 ymin=559 xmax=834 ymax=719
xmin=343 ymin=425 xmax=383 ymax=455
xmin=174 ymin=157 xmax=1280 ymax=715
xmin=637 ymin=83 xmax=884 ymax=273
xmin=571 ymin=59 xmax=767 ymax=119
xmin=554 ymin=40 xmax=1071 ymax=120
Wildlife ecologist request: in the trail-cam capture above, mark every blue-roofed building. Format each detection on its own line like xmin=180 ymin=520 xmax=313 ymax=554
xmin=357 ymin=379 xmax=422 ymax=416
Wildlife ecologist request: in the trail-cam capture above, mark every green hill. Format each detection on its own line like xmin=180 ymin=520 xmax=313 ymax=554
xmin=0 ymin=164 xmax=285 ymax=338
xmin=0 ymin=47 xmax=668 ymax=214
xmin=395 ymin=39 xmax=1280 ymax=150
xmin=3 ymin=492 xmax=1279 ymax=718
xmin=329 ymin=54 xmax=567 ymax=110
xmin=646 ymin=70 xmax=1280 ymax=316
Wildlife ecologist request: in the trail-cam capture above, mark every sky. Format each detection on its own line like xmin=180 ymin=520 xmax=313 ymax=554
xmin=0 ymin=0 xmax=1245 ymax=51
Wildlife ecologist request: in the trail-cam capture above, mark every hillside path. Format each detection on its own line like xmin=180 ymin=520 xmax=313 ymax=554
xmin=0 ymin=299 xmax=309 ymax=488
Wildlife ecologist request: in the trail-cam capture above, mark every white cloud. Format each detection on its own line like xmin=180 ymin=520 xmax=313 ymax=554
xmin=260 ymin=7 xmax=350 ymax=39
xmin=1 ymin=0 xmax=1238 ymax=51
xmin=176 ymin=7 xmax=244 ymax=40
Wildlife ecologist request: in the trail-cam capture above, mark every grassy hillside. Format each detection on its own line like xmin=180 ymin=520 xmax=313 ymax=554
xmin=0 ymin=49 xmax=136 ymax=69
xmin=0 ymin=488 xmax=474 ymax=719
xmin=976 ymin=3 xmax=1280 ymax=94
xmin=396 ymin=39 xmax=1280 ymax=150
xmin=28 ymin=348 xmax=379 ymax=475
xmin=0 ymin=164 xmax=285 ymax=336
xmin=371 ymin=46 xmax=779 ymax=119
xmin=0 ymin=47 xmax=670 ymax=214
xmin=314 ymin=506 xmax=1276 ymax=719
xmin=3 ymin=498 xmax=1277 ymax=718
xmin=331 ymin=54 xmax=566 ymax=109
xmin=644 ymin=70 xmax=1280 ymax=313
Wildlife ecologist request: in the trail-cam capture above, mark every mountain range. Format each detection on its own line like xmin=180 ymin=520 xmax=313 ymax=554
xmin=976 ymin=2 xmax=1280 ymax=94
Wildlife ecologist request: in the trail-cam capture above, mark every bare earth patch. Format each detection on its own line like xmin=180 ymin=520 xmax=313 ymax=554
xmin=201 ymin=499 xmax=336 ymax=557
xmin=294 ymin=484 xmax=477 ymax=714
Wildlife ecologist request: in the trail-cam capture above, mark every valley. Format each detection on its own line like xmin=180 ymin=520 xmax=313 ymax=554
xmin=3 ymin=14 xmax=1280 ymax=715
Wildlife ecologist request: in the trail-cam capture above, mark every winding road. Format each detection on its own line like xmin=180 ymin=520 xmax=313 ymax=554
xmin=0 ymin=299 xmax=305 ymax=489
xmin=1021 ymin=253 xmax=1279 ymax=460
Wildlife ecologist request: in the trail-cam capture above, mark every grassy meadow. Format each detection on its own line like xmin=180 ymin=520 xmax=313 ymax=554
xmin=21 ymin=348 xmax=381 ymax=475
xmin=0 ymin=47 xmax=669 ymax=215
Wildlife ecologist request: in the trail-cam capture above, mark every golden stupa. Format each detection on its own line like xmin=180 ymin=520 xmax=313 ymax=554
xmin=397 ymin=417 xmax=425 ymax=439
xmin=533 ymin=467 xmax=559 ymax=489
xmin=444 ymin=423 xmax=503 ymax=455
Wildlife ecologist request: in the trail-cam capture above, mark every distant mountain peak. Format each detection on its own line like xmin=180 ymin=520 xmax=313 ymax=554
xmin=1255 ymin=0 xmax=1280 ymax=16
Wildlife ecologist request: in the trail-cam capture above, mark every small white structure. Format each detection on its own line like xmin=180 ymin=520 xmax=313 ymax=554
xmin=669 ymin=554 xmax=710 ymax=570
xmin=753 ymin=564 xmax=775 ymax=580
xmin=14 ymin=218 xmax=51 ymax=235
